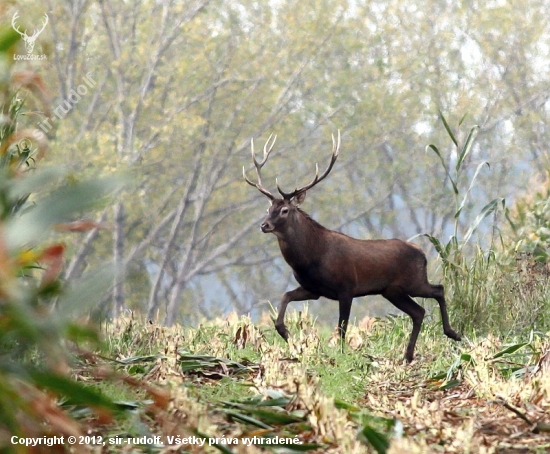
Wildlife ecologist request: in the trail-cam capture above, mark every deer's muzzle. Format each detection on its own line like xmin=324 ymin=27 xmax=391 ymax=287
xmin=260 ymin=221 xmax=274 ymax=233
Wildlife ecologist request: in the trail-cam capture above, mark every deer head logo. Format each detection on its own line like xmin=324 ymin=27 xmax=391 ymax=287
xmin=12 ymin=11 xmax=49 ymax=54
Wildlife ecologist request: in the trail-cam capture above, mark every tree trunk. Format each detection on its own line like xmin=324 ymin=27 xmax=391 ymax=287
xmin=112 ymin=201 xmax=125 ymax=318
xmin=164 ymin=278 xmax=185 ymax=326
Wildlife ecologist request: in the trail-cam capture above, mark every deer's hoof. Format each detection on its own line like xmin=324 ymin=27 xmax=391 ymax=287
xmin=275 ymin=324 xmax=289 ymax=342
xmin=445 ymin=330 xmax=462 ymax=342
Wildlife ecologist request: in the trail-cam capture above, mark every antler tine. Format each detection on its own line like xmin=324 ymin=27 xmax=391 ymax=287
xmin=260 ymin=133 xmax=276 ymax=165
xmin=34 ymin=14 xmax=49 ymax=37
xmin=277 ymin=130 xmax=341 ymax=200
xmin=12 ymin=11 xmax=24 ymax=36
xmin=243 ymin=135 xmax=277 ymax=200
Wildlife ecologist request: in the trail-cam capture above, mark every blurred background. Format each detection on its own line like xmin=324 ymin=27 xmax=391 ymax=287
xmin=3 ymin=0 xmax=550 ymax=326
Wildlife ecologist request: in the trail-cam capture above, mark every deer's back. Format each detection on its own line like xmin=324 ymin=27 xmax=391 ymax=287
xmin=288 ymin=232 xmax=428 ymax=300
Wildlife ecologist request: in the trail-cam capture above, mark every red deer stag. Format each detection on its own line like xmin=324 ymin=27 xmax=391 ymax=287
xmin=243 ymin=132 xmax=461 ymax=362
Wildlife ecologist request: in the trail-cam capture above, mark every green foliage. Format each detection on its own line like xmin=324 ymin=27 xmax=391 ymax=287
xmin=97 ymin=312 xmax=550 ymax=452
xmin=424 ymin=111 xmax=504 ymax=261
xmin=431 ymin=337 xmax=540 ymax=391
xmin=422 ymin=113 xmax=550 ymax=336
xmin=423 ymin=112 xmax=524 ymax=335
xmin=507 ymin=175 xmax=550 ymax=260
xmin=0 ymin=27 xmax=124 ymax=450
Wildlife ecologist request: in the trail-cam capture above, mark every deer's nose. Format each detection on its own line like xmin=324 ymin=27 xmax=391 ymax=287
xmin=260 ymin=222 xmax=272 ymax=233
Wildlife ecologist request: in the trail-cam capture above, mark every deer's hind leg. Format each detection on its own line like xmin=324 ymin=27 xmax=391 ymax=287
xmin=413 ymin=283 xmax=461 ymax=341
xmin=382 ymin=288 xmax=425 ymax=363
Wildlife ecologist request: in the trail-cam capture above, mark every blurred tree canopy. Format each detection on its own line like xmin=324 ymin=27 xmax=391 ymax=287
xmin=5 ymin=0 xmax=550 ymax=324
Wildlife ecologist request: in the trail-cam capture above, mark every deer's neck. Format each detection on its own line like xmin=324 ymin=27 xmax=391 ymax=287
xmin=276 ymin=210 xmax=327 ymax=267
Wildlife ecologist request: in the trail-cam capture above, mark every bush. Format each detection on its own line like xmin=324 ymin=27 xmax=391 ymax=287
xmin=424 ymin=113 xmax=549 ymax=336
xmin=0 ymin=24 xmax=123 ymax=450
xmin=506 ymin=171 xmax=550 ymax=260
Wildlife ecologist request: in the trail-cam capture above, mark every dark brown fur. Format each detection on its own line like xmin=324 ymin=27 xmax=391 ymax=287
xmin=262 ymin=198 xmax=461 ymax=363
xmin=244 ymin=133 xmax=460 ymax=362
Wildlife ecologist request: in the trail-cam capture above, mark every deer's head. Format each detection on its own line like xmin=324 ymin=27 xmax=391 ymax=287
xmin=243 ymin=132 xmax=340 ymax=236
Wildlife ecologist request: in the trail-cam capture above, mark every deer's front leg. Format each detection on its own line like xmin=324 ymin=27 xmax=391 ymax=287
xmin=275 ymin=287 xmax=319 ymax=341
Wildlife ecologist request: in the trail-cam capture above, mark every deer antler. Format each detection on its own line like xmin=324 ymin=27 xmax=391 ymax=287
xmin=242 ymin=134 xmax=277 ymax=201
xmin=277 ymin=130 xmax=341 ymax=200
xmin=11 ymin=11 xmax=25 ymax=37
xmin=11 ymin=12 xmax=49 ymax=54
xmin=30 ymin=14 xmax=49 ymax=39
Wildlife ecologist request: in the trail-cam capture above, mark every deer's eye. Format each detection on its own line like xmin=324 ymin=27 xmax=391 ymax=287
xmin=281 ymin=207 xmax=289 ymax=214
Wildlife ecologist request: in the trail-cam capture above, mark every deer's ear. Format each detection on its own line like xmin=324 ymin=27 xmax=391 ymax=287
xmin=291 ymin=191 xmax=306 ymax=206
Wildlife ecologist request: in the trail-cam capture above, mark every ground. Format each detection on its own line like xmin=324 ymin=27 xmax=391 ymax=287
xmin=72 ymin=311 xmax=550 ymax=453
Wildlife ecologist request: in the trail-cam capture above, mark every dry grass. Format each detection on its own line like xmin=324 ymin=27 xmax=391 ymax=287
xmin=61 ymin=311 xmax=550 ymax=453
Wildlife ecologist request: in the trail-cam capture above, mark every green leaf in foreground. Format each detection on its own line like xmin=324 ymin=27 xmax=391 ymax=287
xmin=333 ymin=398 xmax=360 ymax=412
xmin=438 ymin=379 xmax=461 ymax=390
xmin=492 ymin=342 xmax=529 ymax=359
xmin=222 ymin=409 xmax=273 ymax=429
xmin=438 ymin=109 xmax=458 ymax=147
xmin=5 ymin=174 xmax=127 ymax=248
xmin=220 ymin=401 xmax=305 ymax=425
xmin=462 ymin=198 xmax=505 ymax=245
xmin=359 ymin=424 xmax=390 ymax=454
xmin=29 ymin=369 xmax=119 ymax=411
xmin=456 ymin=125 xmax=479 ymax=172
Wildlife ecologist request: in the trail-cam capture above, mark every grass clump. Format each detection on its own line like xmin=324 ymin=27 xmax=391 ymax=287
xmin=423 ymin=112 xmax=550 ymax=339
